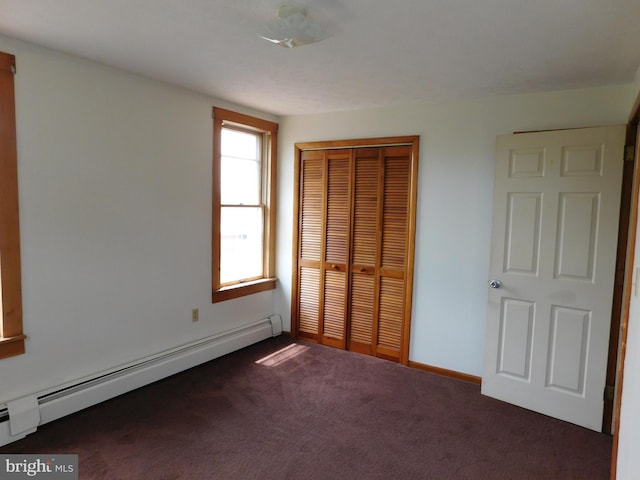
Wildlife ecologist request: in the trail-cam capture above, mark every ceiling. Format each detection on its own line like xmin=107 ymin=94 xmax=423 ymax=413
xmin=1 ymin=0 xmax=639 ymax=116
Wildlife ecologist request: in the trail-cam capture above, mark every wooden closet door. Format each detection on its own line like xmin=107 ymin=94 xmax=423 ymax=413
xmin=349 ymin=148 xmax=381 ymax=355
xmin=348 ymin=146 xmax=412 ymax=362
xmin=293 ymin=136 xmax=418 ymax=365
xmin=296 ymin=149 xmax=352 ymax=346
xmin=321 ymin=150 xmax=352 ymax=348
xmin=376 ymin=146 xmax=412 ymax=361
xmin=297 ymin=151 xmax=324 ymax=341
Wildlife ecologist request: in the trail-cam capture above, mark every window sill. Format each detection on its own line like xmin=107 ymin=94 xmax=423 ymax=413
xmin=212 ymin=278 xmax=277 ymax=303
xmin=0 ymin=334 xmax=26 ymax=360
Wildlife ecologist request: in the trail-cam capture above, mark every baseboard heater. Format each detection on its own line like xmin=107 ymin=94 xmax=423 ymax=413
xmin=0 ymin=314 xmax=283 ymax=447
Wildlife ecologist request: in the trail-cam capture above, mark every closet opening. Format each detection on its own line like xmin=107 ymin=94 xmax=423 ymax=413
xmin=290 ymin=136 xmax=419 ymax=365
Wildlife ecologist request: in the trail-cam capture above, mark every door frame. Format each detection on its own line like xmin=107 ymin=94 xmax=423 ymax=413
xmin=610 ymin=92 xmax=640 ymax=479
xmin=603 ymin=128 xmax=635 ymax=433
xmin=290 ymin=136 xmax=420 ymax=365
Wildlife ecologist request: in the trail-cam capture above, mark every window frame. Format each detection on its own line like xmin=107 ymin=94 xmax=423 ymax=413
xmin=212 ymin=107 xmax=278 ymax=303
xmin=219 ymin=126 xmax=264 ymax=286
xmin=0 ymin=51 xmax=25 ymax=359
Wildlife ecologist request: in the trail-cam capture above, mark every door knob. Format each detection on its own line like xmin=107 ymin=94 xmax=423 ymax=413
xmin=489 ymin=279 xmax=502 ymax=289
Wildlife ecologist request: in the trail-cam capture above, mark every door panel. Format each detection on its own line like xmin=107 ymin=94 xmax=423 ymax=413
xmin=321 ymin=151 xmax=351 ymax=347
xmin=482 ymin=125 xmax=625 ymax=431
xmin=325 ymin=152 xmax=350 ymax=264
xmin=322 ymin=270 xmax=347 ymax=344
xmin=547 ymin=306 xmax=590 ymax=394
xmin=497 ymin=298 xmax=534 ymax=380
xmin=348 ymin=148 xmax=380 ymax=354
xmin=352 ymin=150 xmax=379 ymax=267
xmin=504 ymin=193 xmax=542 ymax=274
xmin=299 ymin=153 xmax=323 ymax=262
xmin=555 ymin=193 xmax=598 ymax=280
xmin=349 ymin=272 xmax=375 ymax=352
xmin=376 ymin=147 xmax=411 ymax=361
xmin=298 ymin=266 xmax=320 ymax=337
xmin=297 ymin=152 xmax=324 ymax=341
xmin=381 ymin=151 xmax=410 ymax=271
xmin=377 ymin=276 xmax=404 ymax=353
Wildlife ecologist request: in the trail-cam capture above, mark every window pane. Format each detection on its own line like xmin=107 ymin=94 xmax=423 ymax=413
xmin=220 ymin=207 xmax=264 ymax=284
xmin=220 ymin=128 xmax=261 ymax=205
xmin=221 ymin=156 xmax=260 ymax=205
xmin=221 ymin=128 xmax=258 ymax=159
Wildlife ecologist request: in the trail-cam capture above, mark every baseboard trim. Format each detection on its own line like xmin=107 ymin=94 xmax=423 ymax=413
xmin=408 ymin=360 xmax=482 ymax=384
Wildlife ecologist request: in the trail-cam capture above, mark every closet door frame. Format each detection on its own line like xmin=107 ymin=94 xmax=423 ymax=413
xmin=291 ymin=136 xmax=420 ymax=365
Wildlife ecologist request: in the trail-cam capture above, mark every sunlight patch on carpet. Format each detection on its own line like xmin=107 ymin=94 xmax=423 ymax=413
xmin=255 ymin=343 xmax=309 ymax=367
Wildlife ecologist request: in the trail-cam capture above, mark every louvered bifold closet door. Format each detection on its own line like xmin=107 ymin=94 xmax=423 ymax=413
xmin=297 ymin=151 xmax=324 ymax=341
xmin=321 ymin=150 xmax=352 ymax=348
xmin=377 ymin=146 xmax=412 ymax=361
xmin=294 ymin=137 xmax=417 ymax=364
xmin=348 ymin=148 xmax=381 ymax=355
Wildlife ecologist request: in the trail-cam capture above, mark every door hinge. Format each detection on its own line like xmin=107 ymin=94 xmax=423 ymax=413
xmin=624 ymin=145 xmax=635 ymax=162
xmin=604 ymin=384 xmax=615 ymax=401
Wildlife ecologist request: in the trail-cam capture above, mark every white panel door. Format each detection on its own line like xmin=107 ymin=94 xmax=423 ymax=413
xmin=482 ymin=125 xmax=625 ymax=431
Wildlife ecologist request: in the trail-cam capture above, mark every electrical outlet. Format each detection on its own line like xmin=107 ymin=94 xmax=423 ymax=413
xmin=192 ymin=308 xmax=199 ymax=322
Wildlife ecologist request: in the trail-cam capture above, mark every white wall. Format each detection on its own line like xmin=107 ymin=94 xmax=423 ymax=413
xmin=616 ymin=64 xmax=640 ymax=480
xmin=276 ymin=85 xmax=633 ymax=376
xmin=0 ymin=35 xmax=279 ymax=404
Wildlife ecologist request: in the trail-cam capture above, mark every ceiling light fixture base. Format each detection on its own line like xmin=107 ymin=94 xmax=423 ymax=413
xmin=260 ymin=5 xmax=330 ymax=48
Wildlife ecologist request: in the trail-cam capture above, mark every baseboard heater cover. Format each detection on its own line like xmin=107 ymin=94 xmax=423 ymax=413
xmin=0 ymin=314 xmax=283 ymax=446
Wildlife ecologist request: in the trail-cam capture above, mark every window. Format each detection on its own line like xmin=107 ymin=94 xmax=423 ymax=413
xmin=212 ymin=108 xmax=278 ymax=302
xmin=0 ymin=51 xmax=25 ymax=359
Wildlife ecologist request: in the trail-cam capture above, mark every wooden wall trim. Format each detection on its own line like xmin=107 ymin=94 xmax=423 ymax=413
xmin=611 ymin=112 xmax=640 ymax=480
xmin=401 ymin=136 xmax=420 ymax=365
xmin=0 ymin=50 xmax=25 ymax=360
xmin=212 ymin=107 xmax=278 ymax=133
xmin=290 ymin=144 xmax=303 ymax=340
xmin=604 ymin=120 xmax=638 ymax=434
xmin=296 ymin=136 xmax=418 ymax=151
xmin=408 ymin=360 xmax=482 ymax=385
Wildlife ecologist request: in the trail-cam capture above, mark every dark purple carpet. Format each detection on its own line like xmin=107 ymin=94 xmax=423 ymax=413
xmin=0 ymin=337 xmax=612 ymax=479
